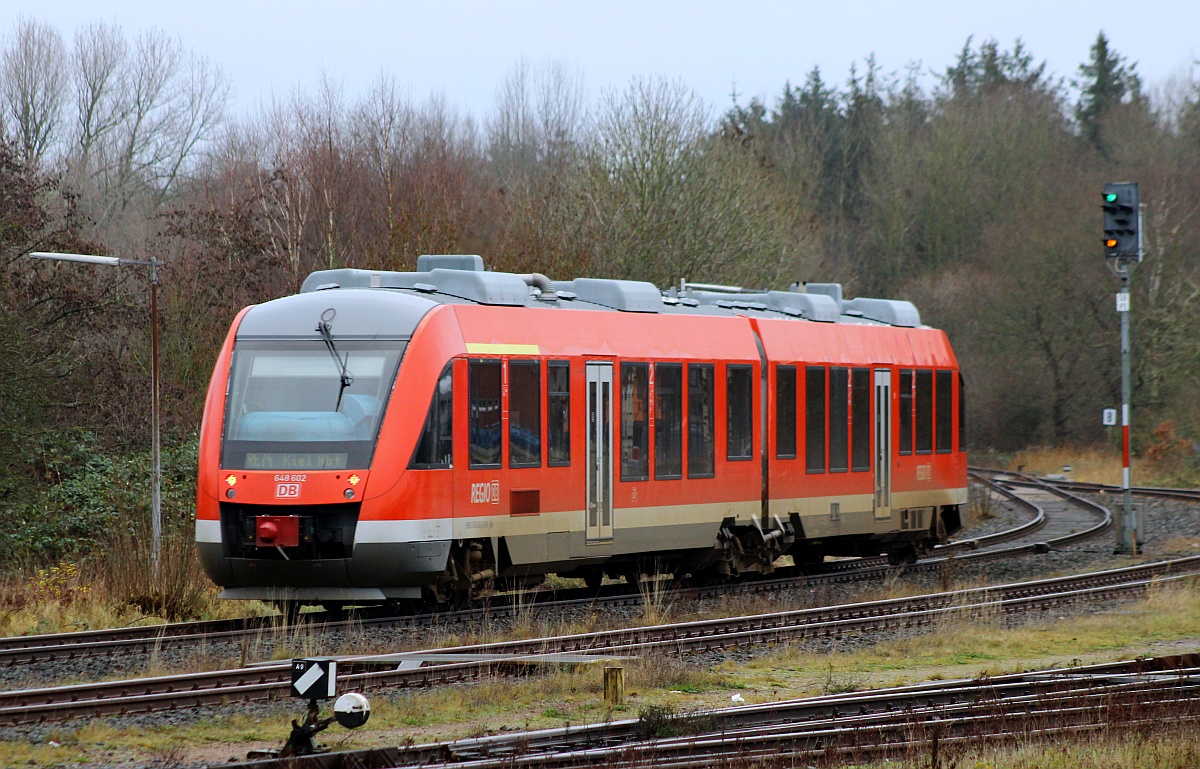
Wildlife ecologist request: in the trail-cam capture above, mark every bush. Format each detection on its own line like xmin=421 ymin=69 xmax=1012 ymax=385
xmin=0 ymin=432 xmax=199 ymax=565
xmin=100 ymin=517 xmax=213 ymax=621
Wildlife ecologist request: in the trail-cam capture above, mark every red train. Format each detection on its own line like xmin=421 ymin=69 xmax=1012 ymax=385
xmin=196 ymin=255 xmax=967 ymax=608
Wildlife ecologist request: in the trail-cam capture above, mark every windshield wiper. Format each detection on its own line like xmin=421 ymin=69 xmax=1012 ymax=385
xmin=316 ymin=320 xmax=354 ymax=412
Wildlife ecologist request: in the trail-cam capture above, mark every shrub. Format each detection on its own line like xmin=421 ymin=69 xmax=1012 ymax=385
xmin=0 ymin=432 xmax=199 ymax=565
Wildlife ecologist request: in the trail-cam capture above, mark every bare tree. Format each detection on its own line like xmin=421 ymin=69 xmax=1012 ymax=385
xmin=55 ymin=26 xmax=230 ymax=237
xmin=300 ymin=74 xmax=352 ymax=270
xmin=353 ymin=74 xmax=416 ymax=264
xmin=1 ymin=17 xmax=67 ymax=168
xmin=160 ymin=51 xmax=228 ymax=195
xmin=536 ymin=61 xmax=586 ymax=155
xmin=489 ymin=58 xmax=537 ymax=172
xmin=70 ymin=22 xmax=127 ymax=179
xmin=115 ymin=30 xmax=229 ymax=201
xmin=579 ymin=76 xmax=803 ymax=286
xmin=252 ymin=98 xmax=311 ymax=278
xmin=488 ymin=59 xmax=585 ymax=174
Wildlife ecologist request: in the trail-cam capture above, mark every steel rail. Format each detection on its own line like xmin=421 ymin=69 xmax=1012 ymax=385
xmin=438 ymin=679 xmax=1200 ymax=764
xmin=969 ymin=466 xmax=1200 ymax=501
xmin=0 ymin=479 xmax=1132 ymax=719
xmin=399 ymin=684 xmax=1200 ymax=769
xmin=0 ymin=471 xmax=1051 ymax=669
xmin=484 ymin=695 xmax=1200 ymax=769
xmin=212 ymin=655 xmax=1200 ymax=769
xmin=3 ymin=552 xmax=1198 ymax=727
xmin=1015 ymin=475 xmax=1200 ymax=503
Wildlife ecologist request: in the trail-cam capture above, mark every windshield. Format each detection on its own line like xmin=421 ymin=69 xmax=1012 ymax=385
xmin=221 ymin=340 xmax=406 ymax=470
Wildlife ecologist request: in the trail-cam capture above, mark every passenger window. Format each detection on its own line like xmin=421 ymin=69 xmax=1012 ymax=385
xmin=469 ymin=360 xmax=502 ymax=468
xmin=936 ymin=369 xmax=953 ymax=454
xmin=509 ymin=360 xmax=541 ymax=467
xmin=620 ymin=363 xmax=649 ymax=481
xmin=829 ymin=367 xmax=848 ymax=472
xmin=805 ymin=366 xmax=826 ymax=473
xmin=899 ymin=369 xmax=913 ymax=456
xmin=726 ymin=365 xmax=754 ymax=461
xmin=410 ymin=364 xmax=453 ymax=469
xmin=915 ymin=369 xmax=933 ymax=454
xmin=547 ymin=361 xmax=570 ymax=466
xmin=688 ymin=364 xmax=715 ymax=478
xmin=958 ymin=372 xmax=967 ymax=453
xmin=851 ymin=367 xmax=870 ymax=471
xmin=776 ymin=365 xmax=796 ymax=459
xmin=655 ymin=363 xmax=683 ymax=479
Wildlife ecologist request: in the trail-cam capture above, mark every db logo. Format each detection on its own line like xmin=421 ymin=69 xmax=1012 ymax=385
xmin=276 ymin=483 xmax=301 ymax=499
xmin=470 ymin=481 xmax=501 ymax=504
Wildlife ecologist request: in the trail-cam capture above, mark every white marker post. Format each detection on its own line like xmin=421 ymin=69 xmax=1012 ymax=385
xmin=291 ymin=658 xmax=338 ymax=700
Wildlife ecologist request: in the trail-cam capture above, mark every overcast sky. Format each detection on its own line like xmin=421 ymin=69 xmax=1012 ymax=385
xmin=10 ymin=0 xmax=1200 ymax=120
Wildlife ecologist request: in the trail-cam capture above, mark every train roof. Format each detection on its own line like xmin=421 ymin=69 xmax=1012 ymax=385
xmin=296 ymin=254 xmax=925 ymax=329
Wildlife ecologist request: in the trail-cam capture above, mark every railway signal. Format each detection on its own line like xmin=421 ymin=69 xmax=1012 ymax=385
xmin=291 ymin=658 xmax=337 ymax=700
xmin=1102 ymin=182 xmax=1139 ymax=259
xmin=1102 ymin=182 xmax=1144 ymax=554
xmin=257 ymin=659 xmax=369 ymax=758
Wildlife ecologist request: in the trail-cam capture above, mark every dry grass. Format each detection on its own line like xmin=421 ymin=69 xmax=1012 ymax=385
xmin=1152 ymin=535 xmax=1200 ymax=555
xmin=99 ymin=520 xmax=216 ymax=620
xmin=637 ymin=573 xmax=674 ymax=625
xmin=1004 ymin=444 xmax=1200 ymax=488
xmin=730 ymin=578 xmax=1200 ymax=694
xmin=868 ymin=729 xmax=1200 ymax=769
xmin=964 ymin=481 xmax=996 ymax=528
xmin=1005 ymin=446 xmax=1130 ymax=484
xmin=0 ymin=531 xmax=269 ymax=638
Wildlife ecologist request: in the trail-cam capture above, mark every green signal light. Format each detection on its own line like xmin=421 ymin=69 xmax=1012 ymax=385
xmin=1105 ymin=193 xmax=1118 ymax=202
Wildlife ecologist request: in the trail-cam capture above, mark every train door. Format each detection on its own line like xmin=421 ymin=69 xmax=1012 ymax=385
xmin=585 ymin=362 xmax=614 ymax=542
xmin=873 ymin=369 xmax=892 ymax=519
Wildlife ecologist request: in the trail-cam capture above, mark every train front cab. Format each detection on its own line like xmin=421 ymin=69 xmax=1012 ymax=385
xmin=195 ymin=290 xmax=458 ymax=605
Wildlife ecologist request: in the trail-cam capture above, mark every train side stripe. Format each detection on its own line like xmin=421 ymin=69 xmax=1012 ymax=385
xmin=356 ymin=519 xmax=452 ymax=543
xmin=465 ymin=343 xmax=540 ymax=355
xmin=196 ymin=519 xmax=221 ymax=543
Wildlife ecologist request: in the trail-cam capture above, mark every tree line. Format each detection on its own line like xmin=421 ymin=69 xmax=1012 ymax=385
xmin=2 ymin=18 xmax=1200 ymax=561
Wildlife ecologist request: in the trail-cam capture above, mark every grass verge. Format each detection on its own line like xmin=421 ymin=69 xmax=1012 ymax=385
xmin=0 ymin=529 xmax=272 ymax=638
xmin=1002 ymin=443 xmax=1200 ymax=487
xmin=3 ymin=579 xmax=1198 ymax=768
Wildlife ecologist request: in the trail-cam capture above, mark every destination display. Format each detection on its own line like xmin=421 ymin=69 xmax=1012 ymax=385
xmin=244 ymin=452 xmax=349 ymax=470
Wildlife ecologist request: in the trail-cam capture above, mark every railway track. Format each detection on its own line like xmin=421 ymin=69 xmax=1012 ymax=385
xmin=1012 ymin=474 xmax=1200 ymax=503
xmin=966 ymin=468 xmax=1113 ymax=553
xmin=3 ymin=552 xmax=1197 ymax=727
xmin=215 ymin=653 xmax=1200 ymax=769
xmin=0 ymin=470 xmax=1090 ymax=671
xmin=0 ymin=471 xmax=1156 ymax=728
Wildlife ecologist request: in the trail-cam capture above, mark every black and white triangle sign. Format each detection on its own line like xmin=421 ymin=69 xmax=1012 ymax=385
xmin=291 ymin=658 xmax=337 ymax=700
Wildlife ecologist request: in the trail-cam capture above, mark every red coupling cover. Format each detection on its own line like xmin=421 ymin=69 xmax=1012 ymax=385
xmin=256 ymin=515 xmax=300 ymax=548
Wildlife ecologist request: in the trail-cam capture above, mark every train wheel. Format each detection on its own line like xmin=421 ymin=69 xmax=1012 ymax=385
xmin=583 ymin=570 xmax=604 ymax=591
xmin=422 ymin=584 xmax=470 ymax=612
xmin=385 ymin=598 xmax=421 ymax=616
xmin=792 ymin=550 xmax=825 ymax=573
xmin=274 ymin=601 xmax=302 ymax=624
xmin=886 ymin=544 xmax=919 ymax=566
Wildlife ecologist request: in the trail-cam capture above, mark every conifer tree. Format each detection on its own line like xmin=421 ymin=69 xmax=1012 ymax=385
xmin=1075 ymin=31 xmax=1141 ymax=154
